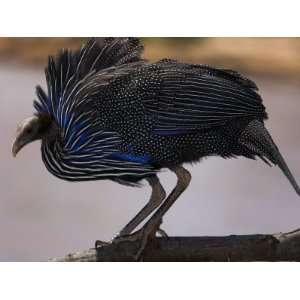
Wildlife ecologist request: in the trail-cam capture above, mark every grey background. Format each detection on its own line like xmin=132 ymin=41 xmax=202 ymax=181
xmin=1 ymin=61 xmax=300 ymax=261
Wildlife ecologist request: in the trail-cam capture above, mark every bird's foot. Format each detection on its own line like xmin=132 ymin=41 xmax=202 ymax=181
xmin=157 ymin=227 xmax=168 ymax=238
xmin=112 ymin=219 xmax=163 ymax=261
xmin=94 ymin=239 xmax=110 ymax=249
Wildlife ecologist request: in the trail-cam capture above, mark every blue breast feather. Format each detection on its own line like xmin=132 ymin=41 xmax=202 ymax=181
xmin=110 ymin=152 xmax=152 ymax=164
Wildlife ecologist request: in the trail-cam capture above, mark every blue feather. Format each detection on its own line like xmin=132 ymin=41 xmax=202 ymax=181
xmin=110 ymin=152 xmax=152 ymax=164
xmin=154 ymin=129 xmax=194 ymax=136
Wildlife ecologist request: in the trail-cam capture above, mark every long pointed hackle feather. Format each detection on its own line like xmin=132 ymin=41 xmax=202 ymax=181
xmin=239 ymin=120 xmax=300 ymax=196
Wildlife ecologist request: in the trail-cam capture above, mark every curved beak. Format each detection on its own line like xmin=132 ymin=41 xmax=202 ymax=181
xmin=12 ymin=115 xmax=40 ymax=158
xmin=12 ymin=137 xmax=25 ymax=157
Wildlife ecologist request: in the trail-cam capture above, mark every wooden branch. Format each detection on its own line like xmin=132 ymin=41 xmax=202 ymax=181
xmin=49 ymin=228 xmax=300 ymax=262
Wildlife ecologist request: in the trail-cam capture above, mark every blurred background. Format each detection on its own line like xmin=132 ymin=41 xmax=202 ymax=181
xmin=1 ymin=37 xmax=300 ymax=261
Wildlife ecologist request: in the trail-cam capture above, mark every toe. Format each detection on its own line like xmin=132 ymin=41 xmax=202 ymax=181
xmin=112 ymin=229 xmax=143 ymax=244
xmin=95 ymin=240 xmax=110 ymax=248
xmin=157 ymin=228 xmax=168 ymax=237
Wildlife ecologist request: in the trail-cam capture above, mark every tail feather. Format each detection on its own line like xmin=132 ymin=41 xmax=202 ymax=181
xmin=239 ymin=120 xmax=300 ymax=196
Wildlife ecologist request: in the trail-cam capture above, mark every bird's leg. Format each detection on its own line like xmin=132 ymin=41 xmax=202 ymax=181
xmin=113 ymin=166 xmax=191 ymax=260
xmin=118 ymin=175 xmax=166 ymax=236
xmin=95 ymin=175 xmax=166 ymax=250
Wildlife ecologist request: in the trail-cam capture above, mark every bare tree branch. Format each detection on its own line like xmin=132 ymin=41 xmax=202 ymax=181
xmin=49 ymin=228 xmax=300 ymax=262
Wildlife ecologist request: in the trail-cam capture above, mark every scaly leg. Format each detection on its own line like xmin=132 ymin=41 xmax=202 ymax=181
xmin=95 ymin=175 xmax=166 ymax=249
xmin=113 ymin=165 xmax=191 ymax=260
xmin=118 ymin=175 xmax=166 ymax=236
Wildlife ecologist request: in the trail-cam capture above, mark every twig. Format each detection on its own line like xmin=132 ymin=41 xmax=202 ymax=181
xmin=49 ymin=228 xmax=300 ymax=262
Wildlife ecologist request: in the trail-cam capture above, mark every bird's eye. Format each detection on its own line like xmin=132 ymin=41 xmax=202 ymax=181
xmin=25 ymin=127 xmax=33 ymax=134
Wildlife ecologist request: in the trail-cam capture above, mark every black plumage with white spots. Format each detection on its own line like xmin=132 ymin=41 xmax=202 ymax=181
xmin=22 ymin=37 xmax=298 ymax=194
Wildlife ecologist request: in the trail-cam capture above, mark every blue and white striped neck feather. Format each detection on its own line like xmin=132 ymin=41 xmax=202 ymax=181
xmin=33 ymin=38 xmax=156 ymax=181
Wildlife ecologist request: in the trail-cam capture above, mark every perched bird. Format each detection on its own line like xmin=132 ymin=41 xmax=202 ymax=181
xmin=12 ymin=38 xmax=300 ymax=259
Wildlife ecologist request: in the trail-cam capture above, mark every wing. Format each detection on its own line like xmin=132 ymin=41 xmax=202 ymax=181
xmin=143 ymin=60 xmax=267 ymax=135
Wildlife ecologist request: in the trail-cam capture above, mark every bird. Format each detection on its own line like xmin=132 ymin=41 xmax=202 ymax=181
xmin=12 ymin=37 xmax=300 ymax=259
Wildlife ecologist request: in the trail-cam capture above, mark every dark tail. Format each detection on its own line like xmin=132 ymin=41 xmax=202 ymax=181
xmin=239 ymin=120 xmax=300 ymax=196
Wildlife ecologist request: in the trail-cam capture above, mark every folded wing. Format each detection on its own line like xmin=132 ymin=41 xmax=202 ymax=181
xmin=144 ymin=61 xmax=267 ymax=135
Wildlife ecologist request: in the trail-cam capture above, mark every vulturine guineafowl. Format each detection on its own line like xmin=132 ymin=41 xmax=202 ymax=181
xmin=12 ymin=38 xmax=300 ymax=259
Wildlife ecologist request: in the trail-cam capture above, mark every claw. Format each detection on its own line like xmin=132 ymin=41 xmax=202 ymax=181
xmin=112 ymin=219 xmax=162 ymax=261
xmin=110 ymin=229 xmax=146 ymax=261
xmin=112 ymin=229 xmax=143 ymax=244
xmin=95 ymin=218 xmax=167 ymax=260
xmin=157 ymin=228 xmax=168 ymax=237
xmin=95 ymin=239 xmax=110 ymax=249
